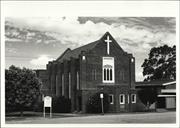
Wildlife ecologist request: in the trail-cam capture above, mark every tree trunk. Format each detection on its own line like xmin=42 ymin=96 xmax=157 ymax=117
xmin=146 ymin=101 xmax=150 ymax=110
xmin=20 ymin=106 xmax=24 ymax=117
xmin=20 ymin=110 xmax=23 ymax=117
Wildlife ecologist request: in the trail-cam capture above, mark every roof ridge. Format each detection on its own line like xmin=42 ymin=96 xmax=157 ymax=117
xmin=71 ymin=39 xmax=100 ymax=52
xmin=56 ymin=48 xmax=71 ymax=61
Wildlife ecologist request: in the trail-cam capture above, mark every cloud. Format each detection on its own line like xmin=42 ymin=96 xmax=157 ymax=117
xmin=30 ymin=55 xmax=54 ymax=68
xmin=6 ymin=17 xmax=176 ymax=81
xmin=5 ymin=47 xmax=17 ymax=54
xmin=5 ymin=17 xmax=175 ymax=50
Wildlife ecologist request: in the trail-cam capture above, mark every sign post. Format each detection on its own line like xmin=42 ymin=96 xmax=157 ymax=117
xmin=100 ymin=93 xmax=104 ymax=115
xmin=44 ymin=96 xmax=52 ymax=118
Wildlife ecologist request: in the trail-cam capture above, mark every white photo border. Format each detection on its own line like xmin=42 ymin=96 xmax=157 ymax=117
xmin=1 ymin=1 xmax=179 ymax=128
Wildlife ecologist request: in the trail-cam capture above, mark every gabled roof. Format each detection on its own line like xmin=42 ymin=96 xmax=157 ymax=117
xmin=56 ymin=32 xmax=125 ymax=62
xmin=56 ymin=40 xmax=99 ymax=62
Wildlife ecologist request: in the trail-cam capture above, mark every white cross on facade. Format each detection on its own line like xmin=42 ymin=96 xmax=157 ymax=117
xmin=104 ymin=35 xmax=112 ymax=55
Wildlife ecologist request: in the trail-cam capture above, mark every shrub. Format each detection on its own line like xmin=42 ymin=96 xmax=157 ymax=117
xmin=34 ymin=96 xmax=71 ymax=113
xmin=33 ymin=101 xmax=43 ymax=112
xmin=86 ymin=92 xmax=110 ymax=113
xmin=52 ymin=96 xmax=71 ymax=113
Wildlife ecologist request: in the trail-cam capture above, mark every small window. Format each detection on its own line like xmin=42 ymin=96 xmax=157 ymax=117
xmin=127 ymin=94 xmax=129 ymax=104
xmin=119 ymin=94 xmax=125 ymax=104
xmin=82 ymin=56 xmax=86 ymax=60
xmin=131 ymin=58 xmax=134 ymax=63
xmin=131 ymin=94 xmax=136 ymax=103
xmin=109 ymin=94 xmax=114 ymax=104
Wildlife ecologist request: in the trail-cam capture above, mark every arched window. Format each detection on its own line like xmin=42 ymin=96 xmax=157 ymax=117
xmin=103 ymin=57 xmax=114 ymax=83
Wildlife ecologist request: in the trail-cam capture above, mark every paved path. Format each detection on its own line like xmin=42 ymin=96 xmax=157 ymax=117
xmin=6 ymin=111 xmax=176 ymax=124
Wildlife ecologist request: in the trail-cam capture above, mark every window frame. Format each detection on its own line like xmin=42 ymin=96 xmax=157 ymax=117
xmin=109 ymin=94 xmax=114 ymax=104
xmin=119 ymin=94 xmax=125 ymax=104
xmin=127 ymin=94 xmax=129 ymax=104
xmin=102 ymin=57 xmax=115 ymax=83
xmin=131 ymin=94 xmax=136 ymax=103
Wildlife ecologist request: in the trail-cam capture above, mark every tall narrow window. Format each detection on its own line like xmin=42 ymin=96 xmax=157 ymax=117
xmin=122 ymin=71 xmax=125 ymax=81
xmin=77 ymin=72 xmax=79 ymax=90
xmin=62 ymin=74 xmax=64 ymax=96
xmin=104 ymin=69 xmax=106 ymax=81
xmin=55 ymin=75 xmax=58 ymax=95
xmin=119 ymin=94 xmax=125 ymax=104
xmin=92 ymin=69 xmax=97 ymax=80
xmin=103 ymin=57 xmax=114 ymax=83
xmin=109 ymin=94 xmax=114 ymax=104
xmin=94 ymin=69 xmax=96 ymax=80
xmin=120 ymin=70 xmax=125 ymax=81
xmin=131 ymin=94 xmax=136 ymax=103
xmin=69 ymin=73 xmax=71 ymax=99
xmin=107 ymin=69 xmax=109 ymax=80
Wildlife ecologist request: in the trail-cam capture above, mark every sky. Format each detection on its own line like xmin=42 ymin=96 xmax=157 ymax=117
xmin=5 ymin=17 xmax=176 ymax=81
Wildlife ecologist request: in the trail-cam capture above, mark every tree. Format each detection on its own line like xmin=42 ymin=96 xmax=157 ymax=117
xmin=138 ymin=88 xmax=157 ymax=110
xmin=5 ymin=65 xmax=41 ymax=116
xmin=141 ymin=45 xmax=176 ymax=81
xmin=86 ymin=92 xmax=110 ymax=113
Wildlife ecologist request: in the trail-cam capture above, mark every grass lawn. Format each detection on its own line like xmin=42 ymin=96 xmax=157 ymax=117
xmin=5 ymin=111 xmax=176 ymax=124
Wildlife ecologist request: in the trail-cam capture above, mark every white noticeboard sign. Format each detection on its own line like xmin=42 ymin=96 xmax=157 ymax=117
xmin=43 ymin=96 xmax=52 ymax=118
xmin=44 ymin=96 xmax=52 ymax=107
xmin=100 ymin=93 xmax=104 ymax=98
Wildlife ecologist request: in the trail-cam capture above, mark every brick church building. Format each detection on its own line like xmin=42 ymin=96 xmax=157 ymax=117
xmin=37 ymin=32 xmax=144 ymax=113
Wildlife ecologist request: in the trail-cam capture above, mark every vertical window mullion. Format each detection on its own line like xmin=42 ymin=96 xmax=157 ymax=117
xmin=110 ymin=69 xmax=112 ymax=80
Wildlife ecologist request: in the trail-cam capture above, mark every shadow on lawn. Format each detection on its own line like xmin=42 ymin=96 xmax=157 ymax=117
xmin=5 ymin=111 xmax=85 ymax=121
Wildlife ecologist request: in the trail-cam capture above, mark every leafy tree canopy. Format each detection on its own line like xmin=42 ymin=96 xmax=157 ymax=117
xmin=141 ymin=45 xmax=176 ymax=81
xmin=138 ymin=88 xmax=157 ymax=109
xmin=5 ymin=65 xmax=42 ymax=115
